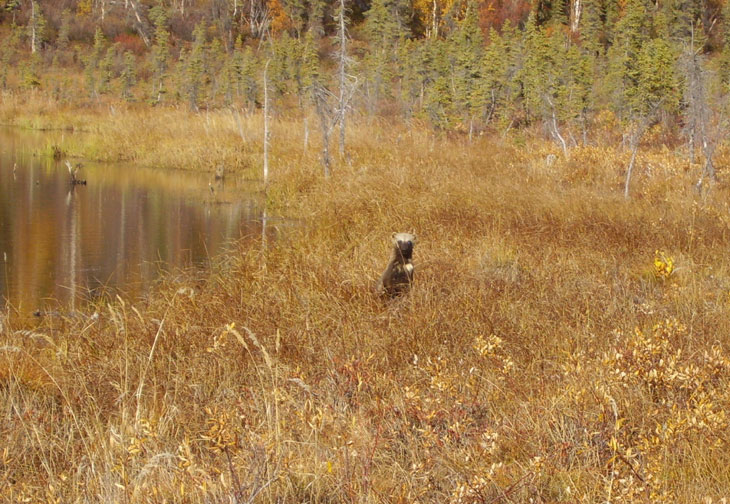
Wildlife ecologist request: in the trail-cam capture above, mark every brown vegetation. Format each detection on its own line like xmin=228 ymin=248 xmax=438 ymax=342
xmin=2 ymin=95 xmax=730 ymax=502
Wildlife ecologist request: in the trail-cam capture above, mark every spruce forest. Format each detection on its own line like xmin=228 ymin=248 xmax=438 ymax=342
xmin=3 ymin=1 xmax=730 ymax=503
xmin=2 ymin=0 xmax=729 ymax=151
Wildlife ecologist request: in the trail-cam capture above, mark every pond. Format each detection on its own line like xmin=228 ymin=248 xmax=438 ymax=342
xmin=0 ymin=126 xmax=266 ymax=312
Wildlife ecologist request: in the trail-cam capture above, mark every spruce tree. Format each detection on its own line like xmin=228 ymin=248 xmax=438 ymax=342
xmin=605 ymin=0 xmax=650 ymax=120
xmin=207 ymin=37 xmax=227 ymax=103
xmin=84 ymin=27 xmax=106 ymax=98
xmin=396 ymin=38 xmax=422 ymax=119
xmin=186 ymin=22 xmax=208 ymax=110
xmin=282 ymin=0 xmax=307 ymax=35
xmin=522 ymin=11 xmax=551 ymax=121
xmin=450 ymin=0 xmax=484 ymax=139
xmin=580 ymin=0 xmax=603 ymax=57
xmin=98 ymin=45 xmax=116 ymax=94
xmin=121 ymin=51 xmax=136 ymax=101
xmin=57 ymin=9 xmax=71 ymax=50
xmin=230 ymin=35 xmax=246 ymax=101
xmin=637 ymin=37 xmax=680 ymax=116
xmin=0 ymin=24 xmax=20 ymax=89
xmin=28 ymin=0 xmax=46 ymax=54
xmin=482 ymin=27 xmax=507 ymax=126
xmin=150 ymin=4 xmax=171 ymax=103
xmin=363 ymin=0 xmax=400 ymax=112
xmin=423 ymin=38 xmax=453 ymax=129
xmin=269 ymin=33 xmax=293 ymax=96
xmin=241 ymin=46 xmax=259 ymax=109
xmin=22 ymin=53 xmax=42 ymax=89
xmin=719 ymin=0 xmax=730 ymax=88
xmin=663 ymin=0 xmax=702 ymax=46
xmin=300 ymin=31 xmax=320 ymax=94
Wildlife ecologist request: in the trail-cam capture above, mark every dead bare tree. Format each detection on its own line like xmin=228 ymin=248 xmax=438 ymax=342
xmin=126 ymin=0 xmax=152 ymax=47
xmin=313 ymin=81 xmax=358 ymax=178
xmin=263 ymin=60 xmax=271 ymax=185
xmin=623 ymin=103 xmax=662 ymax=199
xmin=545 ymin=94 xmax=568 ymax=159
xmin=335 ymin=0 xmax=355 ymax=160
xmin=680 ymin=29 xmax=722 ymax=192
xmin=242 ymin=0 xmax=271 ymax=39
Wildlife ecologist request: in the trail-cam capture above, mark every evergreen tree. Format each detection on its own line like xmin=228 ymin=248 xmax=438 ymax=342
xmin=580 ymin=0 xmax=603 ymax=57
xmin=282 ymin=0 xmax=307 ymax=35
xmin=84 ymin=27 xmax=107 ymax=98
xmin=603 ymin=0 xmax=620 ymax=45
xmin=241 ymin=46 xmax=260 ymax=109
xmin=396 ymin=38 xmax=422 ymax=119
xmin=121 ymin=51 xmax=137 ymax=101
xmin=300 ymin=31 xmax=320 ymax=93
xmin=663 ymin=0 xmax=702 ymax=47
xmin=150 ymin=4 xmax=171 ymax=103
xmin=719 ymin=0 xmax=730 ymax=87
xmin=269 ymin=33 xmax=293 ymax=96
xmin=450 ymin=0 xmax=484 ymax=138
xmin=605 ymin=0 xmax=650 ymax=120
xmin=230 ymin=36 xmax=245 ymax=101
xmin=185 ymin=22 xmax=208 ymax=110
xmin=21 ymin=52 xmax=42 ymax=89
xmin=92 ymin=27 xmax=106 ymax=63
xmin=522 ymin=11 xmax=551 ymax=120
xmin=637 ymin=37 xmax=680 ymax=116
xmin=363 ymin=0 xmax=401 ymax=111
xmin=57 ymin=9 xmax=71 ymax=50
xmin=423 ymin=39 xmax=453 ymax=129
xmin=309 ymin=0 xmax=327 ymax=37
xmin=207 ymin=37 xmax=227 ymax=102
xmin=0 ymin=23 xmax=21 ymax=89
xmin=28 ymin=0 xmax=46 ymax=53
xmin=98 ymin=45 xmax=116 ymax=94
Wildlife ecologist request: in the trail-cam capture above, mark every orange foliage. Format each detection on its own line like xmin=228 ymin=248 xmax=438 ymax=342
xmin=269 ymin=0 xmax=293 ymax=35
xmin=479 ymin=0 xmax=531 ymax=32
xmin=114 ymin=33 xmax=146 ymax=55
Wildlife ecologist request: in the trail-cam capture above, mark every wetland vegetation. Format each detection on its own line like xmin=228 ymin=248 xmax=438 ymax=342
xmin=2 ymin=0 xmax=730 ymax=502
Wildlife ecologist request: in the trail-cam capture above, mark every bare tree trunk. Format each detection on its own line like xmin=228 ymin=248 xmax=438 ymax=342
xmin=624 ymin=136 xmax=640 ymax=199
xmin=688 ymin=129 xmax=695 ymax=164
xmin=696 ymin=136 xmax=718 ymax=191
xmin=127 ymin=0 xmax=151 ymax=47
xmin=30 ymin=1 xmax=37 ymax=54
xmin=261 ymin=207 xmax=268 ymax=252
xmin=337 ymin=0 xmax=347 ymax=159
xmin=549 ymin=104 xmax=568 ymax=158
xmin=623 ymin=118 xmax=652 ymax=199
xmin=232 ymin=107 xmax=246 ymax=141
xmin=263 ymin=60 xmax=270 ymax=185
xmin=315 ymin=92 xmax=332 ymax=178
xmin=571 ymin=0 xmax=582 ymax=32
xmin=430 ymin=0 xmax=438 ymax=39
xmin=303 ymin=115 xmax=309 ymax=150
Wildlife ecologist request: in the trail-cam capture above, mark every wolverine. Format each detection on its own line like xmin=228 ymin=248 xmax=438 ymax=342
xmin=377 ymin=232 xmax=416 ymax=297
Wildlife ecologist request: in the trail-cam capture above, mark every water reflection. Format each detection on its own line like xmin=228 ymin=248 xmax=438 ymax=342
xmin=0 ymin=127 xmax=265 ymax=311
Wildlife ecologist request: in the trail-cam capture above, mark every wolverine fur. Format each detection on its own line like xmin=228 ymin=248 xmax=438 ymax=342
xmin=377 ymin=232 xmax=416 ymax=296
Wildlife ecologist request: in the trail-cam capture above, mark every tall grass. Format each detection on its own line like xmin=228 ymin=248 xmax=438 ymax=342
xmin=2 ymin=94 xmax=730 ymax=502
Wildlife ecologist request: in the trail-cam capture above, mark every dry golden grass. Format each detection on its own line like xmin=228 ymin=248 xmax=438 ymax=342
xmin=2 ymin=93 xmax=730 ymax=502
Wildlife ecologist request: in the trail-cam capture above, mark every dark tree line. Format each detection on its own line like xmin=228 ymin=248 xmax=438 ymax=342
xmin=3 ymin=0 xmax=730 ymax=182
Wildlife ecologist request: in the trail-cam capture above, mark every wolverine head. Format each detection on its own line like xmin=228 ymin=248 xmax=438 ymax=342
xmin=392 ymin=232 xmax=416 ymax=261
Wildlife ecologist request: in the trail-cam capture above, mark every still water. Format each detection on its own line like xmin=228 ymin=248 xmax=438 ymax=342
xmin=0 ymin=127 xmax=265 ymax=311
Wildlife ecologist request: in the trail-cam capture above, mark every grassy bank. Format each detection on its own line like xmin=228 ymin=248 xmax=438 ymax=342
xmin=2 ymin=93 xmax=730 ymax=502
